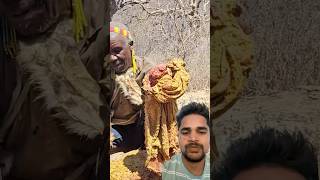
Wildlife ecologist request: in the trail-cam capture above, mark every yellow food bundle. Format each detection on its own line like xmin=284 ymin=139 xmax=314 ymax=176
xmin=143 ymin=58 xmax=190 ymax=103
xmin=142 ymin=58 xmax=190 ymax=173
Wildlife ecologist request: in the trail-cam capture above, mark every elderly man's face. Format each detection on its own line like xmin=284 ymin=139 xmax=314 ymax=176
xmin=178 ymin=114 xmax=210 ymax=162
xmin=233 ymin=166 xmax=306 ymax=180
xmin=110 ymin=34 xmax=132 ymax=74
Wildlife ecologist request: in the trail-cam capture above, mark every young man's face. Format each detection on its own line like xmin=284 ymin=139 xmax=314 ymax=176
xmin=178 ymin=114 xmax=210 ymax=162
xmin=233 ymin=166 xmax=306 ymax=180
xmin=110 ymin=34 xmax=132 ymax=74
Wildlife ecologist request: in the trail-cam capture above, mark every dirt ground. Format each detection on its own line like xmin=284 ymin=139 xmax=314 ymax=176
xmin=110 ymin=150 xmax=161 ymax=180
xmin=177 ymin=89 xmax=210 ymax=109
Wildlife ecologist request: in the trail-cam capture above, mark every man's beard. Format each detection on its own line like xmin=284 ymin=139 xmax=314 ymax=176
xmin=115 ymin=68 xmax=143 ymax=105
xmin=112 ymin=59 xmax=127 ymax=74
xmin=182 ymin=143 xmax=206 ymax=163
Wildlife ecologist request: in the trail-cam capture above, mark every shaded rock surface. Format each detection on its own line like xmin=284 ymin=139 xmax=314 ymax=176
xmin=213 ymin=87 xmax=320 ymax=173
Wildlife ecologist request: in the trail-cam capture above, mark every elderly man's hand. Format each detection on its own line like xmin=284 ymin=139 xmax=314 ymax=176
xmin=110 ymin=128 xmax=123 ymax=148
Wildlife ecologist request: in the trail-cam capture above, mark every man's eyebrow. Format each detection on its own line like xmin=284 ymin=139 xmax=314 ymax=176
xmin=180 ymin=127 xmax=191 ymax=131
xmin=197 ymin=127 xmax=208 ymax=131
xmin=180 ymin=127 xmax=209 ymax=131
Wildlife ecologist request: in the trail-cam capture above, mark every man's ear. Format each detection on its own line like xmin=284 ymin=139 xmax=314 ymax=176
xmin=129 ymin=40 xmax=134 ymax=46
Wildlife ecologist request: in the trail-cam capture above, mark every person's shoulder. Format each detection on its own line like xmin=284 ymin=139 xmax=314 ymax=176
xmin=204 ymin=152 xmax=211 ymax=168
xmin=163 ymin=153 xmax=181 ymax=169
xmin=202 ymin=153 xmax=211 ymax=179
xmin=162 ymin=153 xmax=182 ymax=179
xmin=206 ymin=152 xmax=210 ymax=161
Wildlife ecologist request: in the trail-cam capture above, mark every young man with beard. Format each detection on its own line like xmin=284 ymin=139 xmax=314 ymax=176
xmin=161 ymin=102 xmax=210 ymax=180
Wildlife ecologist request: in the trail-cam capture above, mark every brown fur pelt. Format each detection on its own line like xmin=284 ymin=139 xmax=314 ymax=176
xmin=115 ymin=68 xmax=143 ymax=106
xmin=16 ymin=19 xmax=105 ymax=139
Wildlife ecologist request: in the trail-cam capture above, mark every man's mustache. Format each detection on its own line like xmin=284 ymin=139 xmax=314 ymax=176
xmin=185 ymin=142 xmax=204 ymax=149
xmin=112 ymin=59 xmax=123 ymax=65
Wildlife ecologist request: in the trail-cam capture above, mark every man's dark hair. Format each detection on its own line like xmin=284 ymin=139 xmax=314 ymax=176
xmin=176 ymin=102 xmax=210 ymax=128
xmin=213 ymin=128 xmax=319 ymax=180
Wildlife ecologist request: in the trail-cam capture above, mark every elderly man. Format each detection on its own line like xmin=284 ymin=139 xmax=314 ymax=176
xmin=161 ymin=102 xmax=211 ymax=180
xmin=106 ymin=22 xmax=152 ymax=153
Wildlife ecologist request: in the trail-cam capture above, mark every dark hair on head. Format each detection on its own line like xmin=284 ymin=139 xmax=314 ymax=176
xmin=213 ymin=128 xmax=319 ymax=180
xmin=176 ymin=102 xmax=210 ymax=128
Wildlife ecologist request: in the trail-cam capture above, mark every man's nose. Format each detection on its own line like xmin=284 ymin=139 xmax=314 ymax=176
xmin=189 ymin=131 xmax=199 ymax=142
xmin=110 ymin=54 xmax=118 ymax=62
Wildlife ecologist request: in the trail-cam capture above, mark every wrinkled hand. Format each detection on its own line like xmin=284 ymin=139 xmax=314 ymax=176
xmin=112 ymin=138 xmax=123 ymax=148
xmin=110 ymin=128 xmax=123 ymax=148
xmin=148 ymin=64 xmax=167 ymax=87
